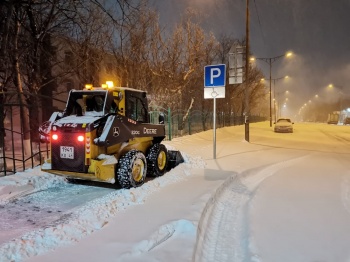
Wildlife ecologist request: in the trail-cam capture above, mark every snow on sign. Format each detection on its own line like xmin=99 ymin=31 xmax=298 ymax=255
xmin=204 ymin=86 xmax=225 ymax=99
xmin=204 ymin=64 xmax=226 ymax=87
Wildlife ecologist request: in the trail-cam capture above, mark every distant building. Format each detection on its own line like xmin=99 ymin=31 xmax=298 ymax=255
xmin=51 ymin=36 xmax=122 ymax=112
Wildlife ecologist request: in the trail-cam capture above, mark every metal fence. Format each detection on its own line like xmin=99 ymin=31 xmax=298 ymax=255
xmin=1 ymin=99 xmax=266 ymax=177
xmin=149 ymin=107 xmax=266 ymax=140
xmin=0 ymin=103 xmax=47 ymax=176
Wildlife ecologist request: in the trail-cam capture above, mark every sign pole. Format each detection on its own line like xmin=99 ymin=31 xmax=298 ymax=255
xmin=213 ymin=95 xmax=216 ymax=159
xmin=204 ymin=64 xmax=226 ymax=160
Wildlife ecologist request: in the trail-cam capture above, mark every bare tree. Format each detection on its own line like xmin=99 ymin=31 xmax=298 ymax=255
xmin=0 ymin=0 xmax=268 ymax=156
xmin=146 ymin=9 xmax=220 ymax=132
xmin=0 ymin=0 xmax=139 ymax=147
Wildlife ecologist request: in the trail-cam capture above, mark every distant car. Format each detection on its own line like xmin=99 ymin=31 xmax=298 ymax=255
xmin=274 ymin=118 xmax=294 ymax=133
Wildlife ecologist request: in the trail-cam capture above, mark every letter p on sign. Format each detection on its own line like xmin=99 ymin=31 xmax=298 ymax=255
xmin=204 ymin=64 xmax=226 ymax=87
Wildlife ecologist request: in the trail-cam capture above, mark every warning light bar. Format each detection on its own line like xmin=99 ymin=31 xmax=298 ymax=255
xmin=85 ymin=84 xmax=93 ymax=90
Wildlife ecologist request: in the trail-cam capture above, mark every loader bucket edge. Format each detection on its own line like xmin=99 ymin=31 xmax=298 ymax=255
xmin=167 ymin=150 xmax=184 ymax=170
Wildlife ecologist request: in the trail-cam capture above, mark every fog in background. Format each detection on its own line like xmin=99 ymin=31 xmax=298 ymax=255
xmin=151 ymin=0 xmax=350 ymax=118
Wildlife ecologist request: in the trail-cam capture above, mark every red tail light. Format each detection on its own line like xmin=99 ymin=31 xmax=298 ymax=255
xmin=77 ymin=135 xmax=84 ymax=142
xmin=52 ymin=134 xmax=58 ymax=140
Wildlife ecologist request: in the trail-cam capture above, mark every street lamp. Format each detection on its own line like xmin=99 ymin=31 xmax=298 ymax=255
xmin=328 ymin=84 xmax=344 ymax=111
xmin=252 ymin=51 xmax=293 ymax=127
xmin=261 ymin=75 xmax=289 ymax=122
xmin=272 ymin=76 xmax=289 ymax=121
xmin=327 ymin=84 xmax=345 ymax=123
xmin=244 ymin=0 xmax=250 ymax=142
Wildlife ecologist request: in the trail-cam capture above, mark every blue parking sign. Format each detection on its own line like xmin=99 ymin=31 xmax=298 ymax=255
xmin=204 ymin=64 xmax=226 ymax=87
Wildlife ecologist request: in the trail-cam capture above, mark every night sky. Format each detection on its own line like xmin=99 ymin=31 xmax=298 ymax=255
xmin=151 ymin=0 xmax=350 ymax=115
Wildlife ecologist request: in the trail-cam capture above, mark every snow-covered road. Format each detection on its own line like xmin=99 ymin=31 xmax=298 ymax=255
xmin=192 ymin=123 xmax=350 ymax=261
xmin=1 ymin=122 xmax=350 ymax=262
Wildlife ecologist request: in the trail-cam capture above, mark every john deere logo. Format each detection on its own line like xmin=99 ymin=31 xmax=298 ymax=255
xmin=113 ymin=127 xmax=120 ymax=137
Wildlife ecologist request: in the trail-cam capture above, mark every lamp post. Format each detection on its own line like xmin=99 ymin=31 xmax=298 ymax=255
xmin=272 ymin=76 xmax=289 ymax=121
xmin=328 ymin=84 xmax=345 ymax=124
xmin=261 ymin=75 xmax=289 ymax=122
xmin=244 ymin=0 xmax=250 ymax=142
xmin=252 ymin=52 xmax=292 ymax=127
xmin=328 ymin=84 xmax=344 ymax=111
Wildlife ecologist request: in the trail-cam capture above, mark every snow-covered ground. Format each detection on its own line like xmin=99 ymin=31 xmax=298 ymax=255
xmin=1 ymin=121 xmax=350 ymax=262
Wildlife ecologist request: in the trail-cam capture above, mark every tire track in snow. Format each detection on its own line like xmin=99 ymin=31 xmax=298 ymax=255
xmin=193 ymin=154 xmax=310 ymax=262
xmin=0 ymin=183 xmax=114 ymax=246
xmin=341 ymin=173 xmax=350 ymax=214
xmin=319 ymin=129 xmax=350 ymax=146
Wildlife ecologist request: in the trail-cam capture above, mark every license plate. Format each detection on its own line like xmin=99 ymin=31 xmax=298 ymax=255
xmin=60 ymin=146 xmax=74 ymax=159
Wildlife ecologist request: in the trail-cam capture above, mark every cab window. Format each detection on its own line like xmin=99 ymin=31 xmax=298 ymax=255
xmin=126 ymin=97 xmax=147 ymax=122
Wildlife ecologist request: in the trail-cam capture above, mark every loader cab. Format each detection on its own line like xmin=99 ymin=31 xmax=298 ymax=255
xmin=111 ymin=87 xmax=149 ymax=123
xmin=64 ymin=86 xmax=149 ymax=123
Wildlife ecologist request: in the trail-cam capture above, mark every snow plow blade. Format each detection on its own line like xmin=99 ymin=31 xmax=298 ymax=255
xmin=167 ymin=150 xmax=184 ymax=170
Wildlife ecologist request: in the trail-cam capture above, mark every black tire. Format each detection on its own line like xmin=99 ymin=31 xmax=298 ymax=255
xmin=146 ymin=143 xmax=168 ymax=177
xmin=116 ymin=150 xmax=147 ymax=189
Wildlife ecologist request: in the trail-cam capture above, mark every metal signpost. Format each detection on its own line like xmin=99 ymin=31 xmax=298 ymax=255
xmin=204 ymin=64 xmax=226 ymax=159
